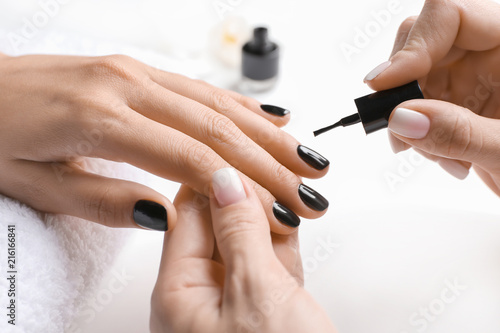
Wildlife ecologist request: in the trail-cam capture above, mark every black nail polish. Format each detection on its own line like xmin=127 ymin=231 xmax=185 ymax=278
xmin=298 ymin=184 xmax=329 ymax=212
xmin=261 ymin=104 xmax=290 ymax=117
xmin=133 ymin=200 xmax=168 ymax=231
xmin=297 ymin=145 xmax=330 ymax=170
xmin=273 ymin=202 xmax=300 ymax=228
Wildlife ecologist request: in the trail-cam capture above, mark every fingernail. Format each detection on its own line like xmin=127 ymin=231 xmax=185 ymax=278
xmin=298 ymin=184 xmax=329 ymax=212
xmin=273 ymin=202 xmax=301 ymax=228
xmin=388 ymin=132 xmax=406 ymax=154
xmin=212 ymin=168 xmax=247 ymax=207
xmin=437 ymin=159 xmax=470 ymax=180
xmin=261 ymin=104 xmax=290 ymax=117
xmin=364 ymin=61 xmax=391 ymax=82
xmin=389 ymin=108 xmax=430 ymax=139
xmin=297 ymin=145 xmax=330 ymax=170
xmin=133 ymin=200 xmax=168 ymax=231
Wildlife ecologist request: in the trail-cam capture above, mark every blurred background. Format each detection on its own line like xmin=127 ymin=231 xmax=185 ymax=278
xmin=1 ymin=0 xmax=500 ymax=332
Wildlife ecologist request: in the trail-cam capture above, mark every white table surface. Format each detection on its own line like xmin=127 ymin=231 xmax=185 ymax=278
xmin=2 ymin=1 xmax=499 ymax=332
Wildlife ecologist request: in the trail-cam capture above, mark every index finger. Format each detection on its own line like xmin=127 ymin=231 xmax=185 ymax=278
xmin=367 ymin=0 xmax=500 ymax=91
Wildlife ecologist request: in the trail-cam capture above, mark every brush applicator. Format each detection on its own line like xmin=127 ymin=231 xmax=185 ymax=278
xmin=314 ymin=80 xmax=424 ymax=136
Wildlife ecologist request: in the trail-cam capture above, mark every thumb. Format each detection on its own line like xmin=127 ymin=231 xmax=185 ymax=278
xmin=210 ymin=168 xmax=276 ymax=273
xmin=388 ymin=99 xmax=500 ymax=169
xmin=365 ymin=0 xmax=500 ymax=90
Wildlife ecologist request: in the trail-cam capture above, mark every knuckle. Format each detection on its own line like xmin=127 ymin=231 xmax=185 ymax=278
xmin=255 ymin=122 xmax=283 ymax=147
xmin=237 ymin=94 xmax=259 ymax=110
xmin=403 ymin=35 xmax=433 ymax=68
xmin=272 ymin=163 xmax=300 ymax=188
xmin=87 ymin=55 xmax=139 ymax=83
xmin=193 ymin=78 xmax=211 ymax=88
xmin=439 ymin=110 xmax=477 ymax=159
xmin=181 ymin=140 xmax=218 ymax=176
xmin=84 ymin=184 xmax=117 ymax=227
xmin=216 ymin=216 xmax=260 ymax=250
xmin=211 ymin=91 xmax=238 ymax=114
xmin=204 ymin=114 xmax=244 ymax=146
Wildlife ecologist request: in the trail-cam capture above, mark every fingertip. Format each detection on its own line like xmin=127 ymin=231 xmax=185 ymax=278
xmin=363 ymin=60 xmax=392 ymax=84
xmin=297 ymin=145 xmax=330 ymax=174
xmin=437 ymin=158 xmax=470 ymax=180
xmin=270 ymin=113 xmax=292 ymax=128
xmin=132 ymin=196 xmax=175 ymax=232
xmin=162 ymin=197 xmax=177 ymax=231
xmin=269 ymin=221 xmax=300 ymax=235
xmin=270 ymin=201 xmax=302 ymax=232
xmin=126 ymin=184 xmax=177 ymax=232
xmin=305 ymin=163 xmax=330 ymax=179
xmin=259 ymin=104 xmax=292 ymax=127
xmin=365 ymin=50 xmax=430 ymax=91
xmin=211 ymin=167 xmax=248 ymax=208
xmin=388 ymin=132 xmax=410 ymax=154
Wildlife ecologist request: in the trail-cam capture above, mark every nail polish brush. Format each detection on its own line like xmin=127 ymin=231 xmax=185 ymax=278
xmin=314 ymin=80 xmax=424 ymax=136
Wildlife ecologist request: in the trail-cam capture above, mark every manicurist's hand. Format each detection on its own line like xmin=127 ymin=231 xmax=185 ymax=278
xmin=0 ymin=54 xmax=330 ymax=232
xmin=151 ymin=168 xmax=336 ymax=333
xmin=364 ymin=0 xmax=500 ymax=196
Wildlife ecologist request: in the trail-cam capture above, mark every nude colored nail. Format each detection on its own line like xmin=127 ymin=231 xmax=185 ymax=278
xmin=389 ymin=108 xmax=430 ymax=139
xmin=212 ymin=168 xmax=247 ymax=207
xmin=364 ymin=61 xmax=391 ymax=82
xmin=437 ymin=159 xmax=470 ymax=180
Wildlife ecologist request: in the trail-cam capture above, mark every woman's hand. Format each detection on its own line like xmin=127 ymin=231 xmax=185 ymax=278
xmin=151 ymin=168 xmax=336 ymax=333
xmin=364 ymin=0 xmax=500 ymax=196
xmin=0 ymin=54 xmax=330 ymax=232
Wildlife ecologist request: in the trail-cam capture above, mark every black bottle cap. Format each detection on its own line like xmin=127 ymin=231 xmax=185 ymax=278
xmin=313 ymin=80 xmax=425 ymax=137
xmin=355 ymin=80 xmax=424 ymax=134
xmin=242 ymin=27 xmax=280 ymax=81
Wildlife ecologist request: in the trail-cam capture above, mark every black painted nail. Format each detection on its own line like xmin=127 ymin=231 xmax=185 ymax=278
xmin=273 ymin=202 xmax=301 ymax=228
xmin=261 ymin=104 xmax=290 ymax=117
xmin=297 ymin=145 xmax=330 ymax=170
xmin=298 ymin=184 xmax=329 ymax=212
xmin=133 ymin=200 xmax=168 ymax=231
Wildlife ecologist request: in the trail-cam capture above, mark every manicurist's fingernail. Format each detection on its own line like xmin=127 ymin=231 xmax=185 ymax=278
xmin=261 ymin=104 xmax=290 ymax=117
xmin=297 ymin=145 xmax=330 ymax=170
xmin=389 ymin=108 xmax=430 ymax=139
xmin=298 ymin=184 xmax=329 ymax=212
xmin=212 ymin=168 xmax=247 ymax=207
xmin=133 ymin=200 xmax=168 ymax=231
xmin=364 ymin=61 xmax=391 ymax=82
xmin=273 ymin=202 xmax=301 ymax=228
xmin=437 ymin=159 xmax=470 ymax=180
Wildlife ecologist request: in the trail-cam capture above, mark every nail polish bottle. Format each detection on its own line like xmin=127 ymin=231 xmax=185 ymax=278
xmin=241 ymin=27 xmax=280 ymax=92
xmin=314 ymin=80 xmax=424 ymax=136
